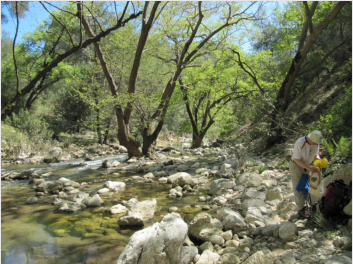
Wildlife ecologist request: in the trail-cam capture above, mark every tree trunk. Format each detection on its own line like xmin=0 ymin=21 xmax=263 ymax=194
xmin=102 ymin=118 xmax=112 ymax=145
xmin=191 ymin=133 xmax=203 ymax=149
xmin=78 ymin=2 xmax=159 ymax=158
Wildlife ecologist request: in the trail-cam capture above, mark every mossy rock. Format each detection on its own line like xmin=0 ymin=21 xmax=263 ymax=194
xmin=74 ymin=218 xmax=102 ymax=232
xmin=83 ymin=233 xmax=104 ymax=239
xmin=47 ymin=220 xmax=72 ymax=232
xmin=103 ymin=228 xmax=118 ymax=236
xmin=43 ymin=214 xmax=72 ymax=225
xmin=53 ymin=229 xmax=67 ymax=237
xmin=71 ymin=226 xmax=87 ymax=237
xmin=182 ymin=206 xmax=202 ymax=214
xmin=107 ymin=223 xmax=120 ymax=230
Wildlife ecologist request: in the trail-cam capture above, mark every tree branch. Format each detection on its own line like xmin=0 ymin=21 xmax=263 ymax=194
xmin=40 ymin=1 xmax=75 ymax=47
xmin=303 ymin=2 xmax=313 ymax=35
xmin=228 ymin=48 xmax=264 ymax=93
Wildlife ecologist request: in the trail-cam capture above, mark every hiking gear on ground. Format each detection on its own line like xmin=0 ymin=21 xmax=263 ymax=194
xmin=313 ymin=180 xmax=352 ymax=225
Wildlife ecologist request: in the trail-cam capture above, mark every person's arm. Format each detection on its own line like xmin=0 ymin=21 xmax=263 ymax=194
xmin=293 ymin=158 xmax=319 ymax=174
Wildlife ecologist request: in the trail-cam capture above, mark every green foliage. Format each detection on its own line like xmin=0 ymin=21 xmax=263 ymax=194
xmin=248 ymin=161 xmax=258 ymax=167
xmin=310 ymin=211 xmax=335 ymax=231
xmin=312 ymin=86 xmax=352 ymax=141
xmin=259 ymin=166 xmax=268 ymax=174
xmin=4 ymin=109 xmax=54 ymax=144
xmin=323 ymin=136 xmax=351 ymax=160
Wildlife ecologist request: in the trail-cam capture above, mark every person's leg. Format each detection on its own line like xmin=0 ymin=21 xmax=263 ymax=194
xmin=289 ymin=161 xmax=307 ymax=211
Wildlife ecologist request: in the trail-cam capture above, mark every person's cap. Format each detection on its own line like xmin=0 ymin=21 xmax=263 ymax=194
xmin=308 ymin=130 xmax=323 ymax=144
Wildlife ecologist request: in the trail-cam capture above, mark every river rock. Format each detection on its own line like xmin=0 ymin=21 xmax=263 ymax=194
xmin=221 ymin=253 xmax=240 ymax=264
xmin=43 ymin=147 xmax=62 ymax=163
xmin=82 ymin=194 xmax=104 ymax=207
xmin=119 ymin=146 xmax=128 ymax=153
xmin=105 ymin=181 xmax=126 ymax=192
xmin=155 ymin=171 xmax=167 ymax=177
xmin=196 ymin=250 xmax=220 ymax=264
xmin=209 ymin=235 xmax=224 ymax=246
xmin=266 ymin=187 xmax=283 ymax=201
xmin=236 ymin=172 xmax=264 ymax=188
xmin=59 ymin=201 xmax=86 ymax=212
xmin=188 ymin=212 xmax=223 ymax=242
xmin=68 ymin=189 xmax=79 ymax=195
xmin=167 ymin=172 xmax=195 ymax=186
xmin=242 ymin=199 xmax=266 ymax=211
xmin=118 ymin=215 xmax=144 ymax=226
xmin=209 ymin=179 xmax=235 ymax=196
xmin=279 ymin=221 xmax=297 ymax=241
xmin=216 ymin=207 xmax=246 ymax=230
xmin=102 ymin=160 xmax=111 ymax=168
xmin=28 ymin=178 xmax=45 ymax=185
xmin=111 ymin=161 xmax=120 ymax=167
xmin=117 ymin=213 xmax=188 ymax=264
xmin=73 ymin=192 xmax=89 ymax=203
xmin=221 ymin=163 xmax=232 ymax=173
xmin=26 ymin=197 xmax=38 ymax=204
xmin=35 ymin=181 xmax=63 ymax=193
xmin=243 ymin=249 xmax=273 ymax=264
xmin=276 ymin=200 xmax=297 ymax=220
xmin=97 ymin=188 xmax=110 ymax=194
xmin=180 ymin=246 xmax=198 ymax=264
xmin=176 ymin=164 xmax=190 ymax=172
xmin=58 ymin=177 xmax=80 ymax=188
xmin=110 ymin=204 xmax=128 ymax=215
xmin=127 ymin=198 xmax=157 ymax=222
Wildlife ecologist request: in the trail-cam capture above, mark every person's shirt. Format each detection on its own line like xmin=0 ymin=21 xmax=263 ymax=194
xmin=292 ymin=136 xmax=319 ymax=166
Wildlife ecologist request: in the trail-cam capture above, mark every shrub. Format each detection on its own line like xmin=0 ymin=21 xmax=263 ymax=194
xmin=4 ymin=109 xmax=54 ymax=146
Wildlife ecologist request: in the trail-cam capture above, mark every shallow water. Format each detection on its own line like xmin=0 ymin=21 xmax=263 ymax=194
xmin=1 ymin=154 xmax=213 ymax=264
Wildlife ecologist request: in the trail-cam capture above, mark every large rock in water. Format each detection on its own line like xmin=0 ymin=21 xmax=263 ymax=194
xmin=35 ymin=181 xmax=63 ymax=194
xmin=117 ymin=213 xmax=193 ymax=264
xmin=167 ymin=172 xmax=196 ymax=187
xmin=128 ymin=199 xmax=157 ymax=222
xmin=105 ymin=181 xmax=126 ymax=192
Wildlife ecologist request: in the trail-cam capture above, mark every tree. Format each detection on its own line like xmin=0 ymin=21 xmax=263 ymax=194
xmin=1 ymin=1 xmax=143 ymax=119
xmin=266 ymin=1 xmax=348 ymax=148
xmin=178 ymin=47 xmax=264 ymax=148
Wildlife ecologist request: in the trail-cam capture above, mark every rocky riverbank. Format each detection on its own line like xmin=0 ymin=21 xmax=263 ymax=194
xmin=2 ymin=143 xmax=352 ymax=264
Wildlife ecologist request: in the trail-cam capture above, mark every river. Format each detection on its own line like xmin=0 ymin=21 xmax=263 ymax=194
xmin=1 ymin=153 xmax=212 ymax=264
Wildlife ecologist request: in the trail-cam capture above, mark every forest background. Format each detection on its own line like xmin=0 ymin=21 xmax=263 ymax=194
xmin=1 ymin=1 xmax=352 ymax=160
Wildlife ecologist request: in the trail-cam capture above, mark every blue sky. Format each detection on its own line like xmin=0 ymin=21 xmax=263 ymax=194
xmin=1 ymin=1 xmax=55 ymax=42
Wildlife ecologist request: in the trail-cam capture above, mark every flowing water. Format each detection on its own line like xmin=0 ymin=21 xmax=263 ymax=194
xmin=1 ymin=154 xmax=212 ymax=264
